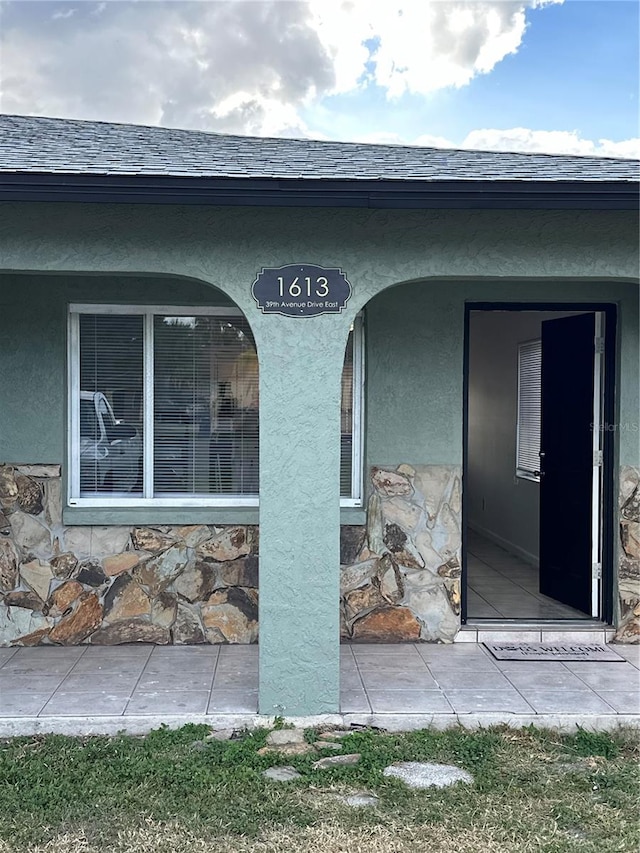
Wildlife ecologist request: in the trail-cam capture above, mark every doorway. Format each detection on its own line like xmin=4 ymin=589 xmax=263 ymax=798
xmin=462 ymin=303 xmax=616 ymax=623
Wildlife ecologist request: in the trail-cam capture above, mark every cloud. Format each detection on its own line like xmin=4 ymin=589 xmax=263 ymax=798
xmin=438 ymin=128 xmax=640 ymax=158
xmin=0 ymin=1 xmax=334 ymax=135
xmin=355 ymin=128 xmax=639 ymax=159
xmin=310 ymin=0 xmax=557 ymax=98
xmin=0 ymin=0 xmax=561 ymax=134
xmin=1 ymin=1 xmax=635 ymax=158
xmin=51 ymin=8 xmax=77 ymax=21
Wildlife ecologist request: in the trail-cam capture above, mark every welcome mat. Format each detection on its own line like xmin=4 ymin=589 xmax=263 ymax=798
xmin=484 ymin=642 xmax=625 ymax=662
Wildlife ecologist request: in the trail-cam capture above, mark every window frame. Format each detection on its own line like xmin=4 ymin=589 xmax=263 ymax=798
xmin=67 ymin=304 xmax=365 ymax=509
xmin=342 ymin=313 xmax=365 ymax=508
xmin=515 ymin=337 xmax=542 ymax=483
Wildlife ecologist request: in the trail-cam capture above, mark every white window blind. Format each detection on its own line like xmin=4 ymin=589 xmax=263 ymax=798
xmin=70 ymin=306 xmax=364 ymax=506
xmin=78 ymin=313 xmax=144 ymax=496
xmin=153 ymin=314 xmax=258 ymax=497
xmin=516 ymin=339 xmax=542 ymax=479
xmin=340 ymin=318 xmax=364 ymax=503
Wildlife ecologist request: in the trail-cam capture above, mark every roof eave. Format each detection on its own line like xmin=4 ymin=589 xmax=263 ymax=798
xmin=0 ymin=173 xmax=637 ymax=210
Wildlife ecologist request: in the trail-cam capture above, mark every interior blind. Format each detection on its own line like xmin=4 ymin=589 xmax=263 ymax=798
xmin=78 ymin=313 xmax=144 ymax=496
xmin=154 ymin=314 xmax=258 ymax=496
xmin=340 ymin=329 xmax=355 ymax=497
xmin=517 ymin=339 xmax=542 ymax=476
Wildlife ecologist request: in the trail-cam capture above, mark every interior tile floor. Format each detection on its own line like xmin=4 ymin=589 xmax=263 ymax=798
xmin=0 ymin=642 xmax=637 ymax=721
xmin=466 ymin=530 xmax=588 ymax=620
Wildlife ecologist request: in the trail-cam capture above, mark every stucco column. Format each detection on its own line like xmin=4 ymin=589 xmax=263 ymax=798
xmin=252 ymin=314 xmax=350 ymax=716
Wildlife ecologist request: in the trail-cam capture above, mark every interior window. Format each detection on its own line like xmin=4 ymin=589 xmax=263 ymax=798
xmin=516 ymin=338 xmax=542 ymax=481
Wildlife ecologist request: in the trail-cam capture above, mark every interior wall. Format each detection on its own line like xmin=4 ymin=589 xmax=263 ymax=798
xmin=466 ymin=310 xmax=585 ymax=566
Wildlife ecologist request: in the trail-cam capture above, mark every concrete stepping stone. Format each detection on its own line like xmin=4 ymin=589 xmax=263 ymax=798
xmin=336 ymin=791 xmax=379 ymax=808
xmin=312 ymin=753 xmax=361 ymax=769
xmin=261 ymin=727 xmax=315 ymax=756
xmin=266 ymin=728 xmax=306 ymax=745
xmin=258 ymin=742 xmax=315 ymax=756
xmin=263 ymin=766 xmax=303 ymax=782
xmin=383 ymin=761 xmax=473 ymax=789
xmin=313 ymin=741 xmax=343 ymax=751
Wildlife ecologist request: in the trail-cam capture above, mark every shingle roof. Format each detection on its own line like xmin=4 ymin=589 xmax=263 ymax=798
xmin=1 ymin=114 xmax=638 ymax=183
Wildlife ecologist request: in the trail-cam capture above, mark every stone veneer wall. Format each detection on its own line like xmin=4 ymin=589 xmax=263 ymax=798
xmin=0 ymin=462 xmax=461 ymax=646
xmin=0 ymin=464 xmax=259 ymax=646
xmin=340 ymin=465 xmax=461 ymax=643
xmin=7 ymin=461 xmax=634 ymax=646
xmin=614 ymin=466 xmax=640 ymax=643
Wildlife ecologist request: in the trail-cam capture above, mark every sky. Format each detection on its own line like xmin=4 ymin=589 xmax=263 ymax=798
xmin=0 ymin=0 xmax=638 ymax=157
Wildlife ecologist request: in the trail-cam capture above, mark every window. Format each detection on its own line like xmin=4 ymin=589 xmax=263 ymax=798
xmin=516 ymin=338 xmax=542 ymax=481
xmin=68 ymin=305 xmax=364 ymax=507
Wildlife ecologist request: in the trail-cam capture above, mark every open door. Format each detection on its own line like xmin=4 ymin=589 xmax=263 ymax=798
xmin=539 ymin=312 xmax=598 ymax=615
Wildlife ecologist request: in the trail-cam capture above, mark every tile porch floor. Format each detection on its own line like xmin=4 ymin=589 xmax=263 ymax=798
xmin=466 ymin=531 xmax=588 ymax=620
xmin=0 ymin=642 xmax=638 ymax=723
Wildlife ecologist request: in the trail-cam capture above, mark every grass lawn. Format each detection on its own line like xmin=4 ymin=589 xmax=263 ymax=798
xmin=0 ymin=724 xmax=638 ymax=852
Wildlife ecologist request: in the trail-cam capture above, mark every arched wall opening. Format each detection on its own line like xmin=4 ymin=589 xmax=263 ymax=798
xmin=338 ymin=275 xmax=638 ymax=648
xmin=0 ymin=271 xmax=260 ymax=647
xmin=339 ymin=279 xmax=463 ymax=646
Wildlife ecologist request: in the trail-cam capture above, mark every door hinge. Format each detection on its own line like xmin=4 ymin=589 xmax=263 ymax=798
xmin=593 ymin=450 xmax=603 ymax=466
xmin=592 ymin=562 xmax=602 ymax=580
xmin=594 ymin=337 xmax=605 ymax=354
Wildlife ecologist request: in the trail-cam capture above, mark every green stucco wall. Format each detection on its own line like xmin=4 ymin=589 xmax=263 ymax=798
xmin=0 ymin=275 xmax=234 ymax=465
xmin=0 ymin=201 xmax=638 ymax=714
xmin=366 ymin=279 xmax=639 ymax=470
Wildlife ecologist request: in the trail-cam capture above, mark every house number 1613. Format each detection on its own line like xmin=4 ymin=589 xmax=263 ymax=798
xmin=277 ymin=276 xmax=329 ymax=297
xmin=253 ymin=263 xmax=351 ymax=316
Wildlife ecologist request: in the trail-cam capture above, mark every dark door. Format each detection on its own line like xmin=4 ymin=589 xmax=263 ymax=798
xmin=539 ymin=313 xmax=596 ymax=614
